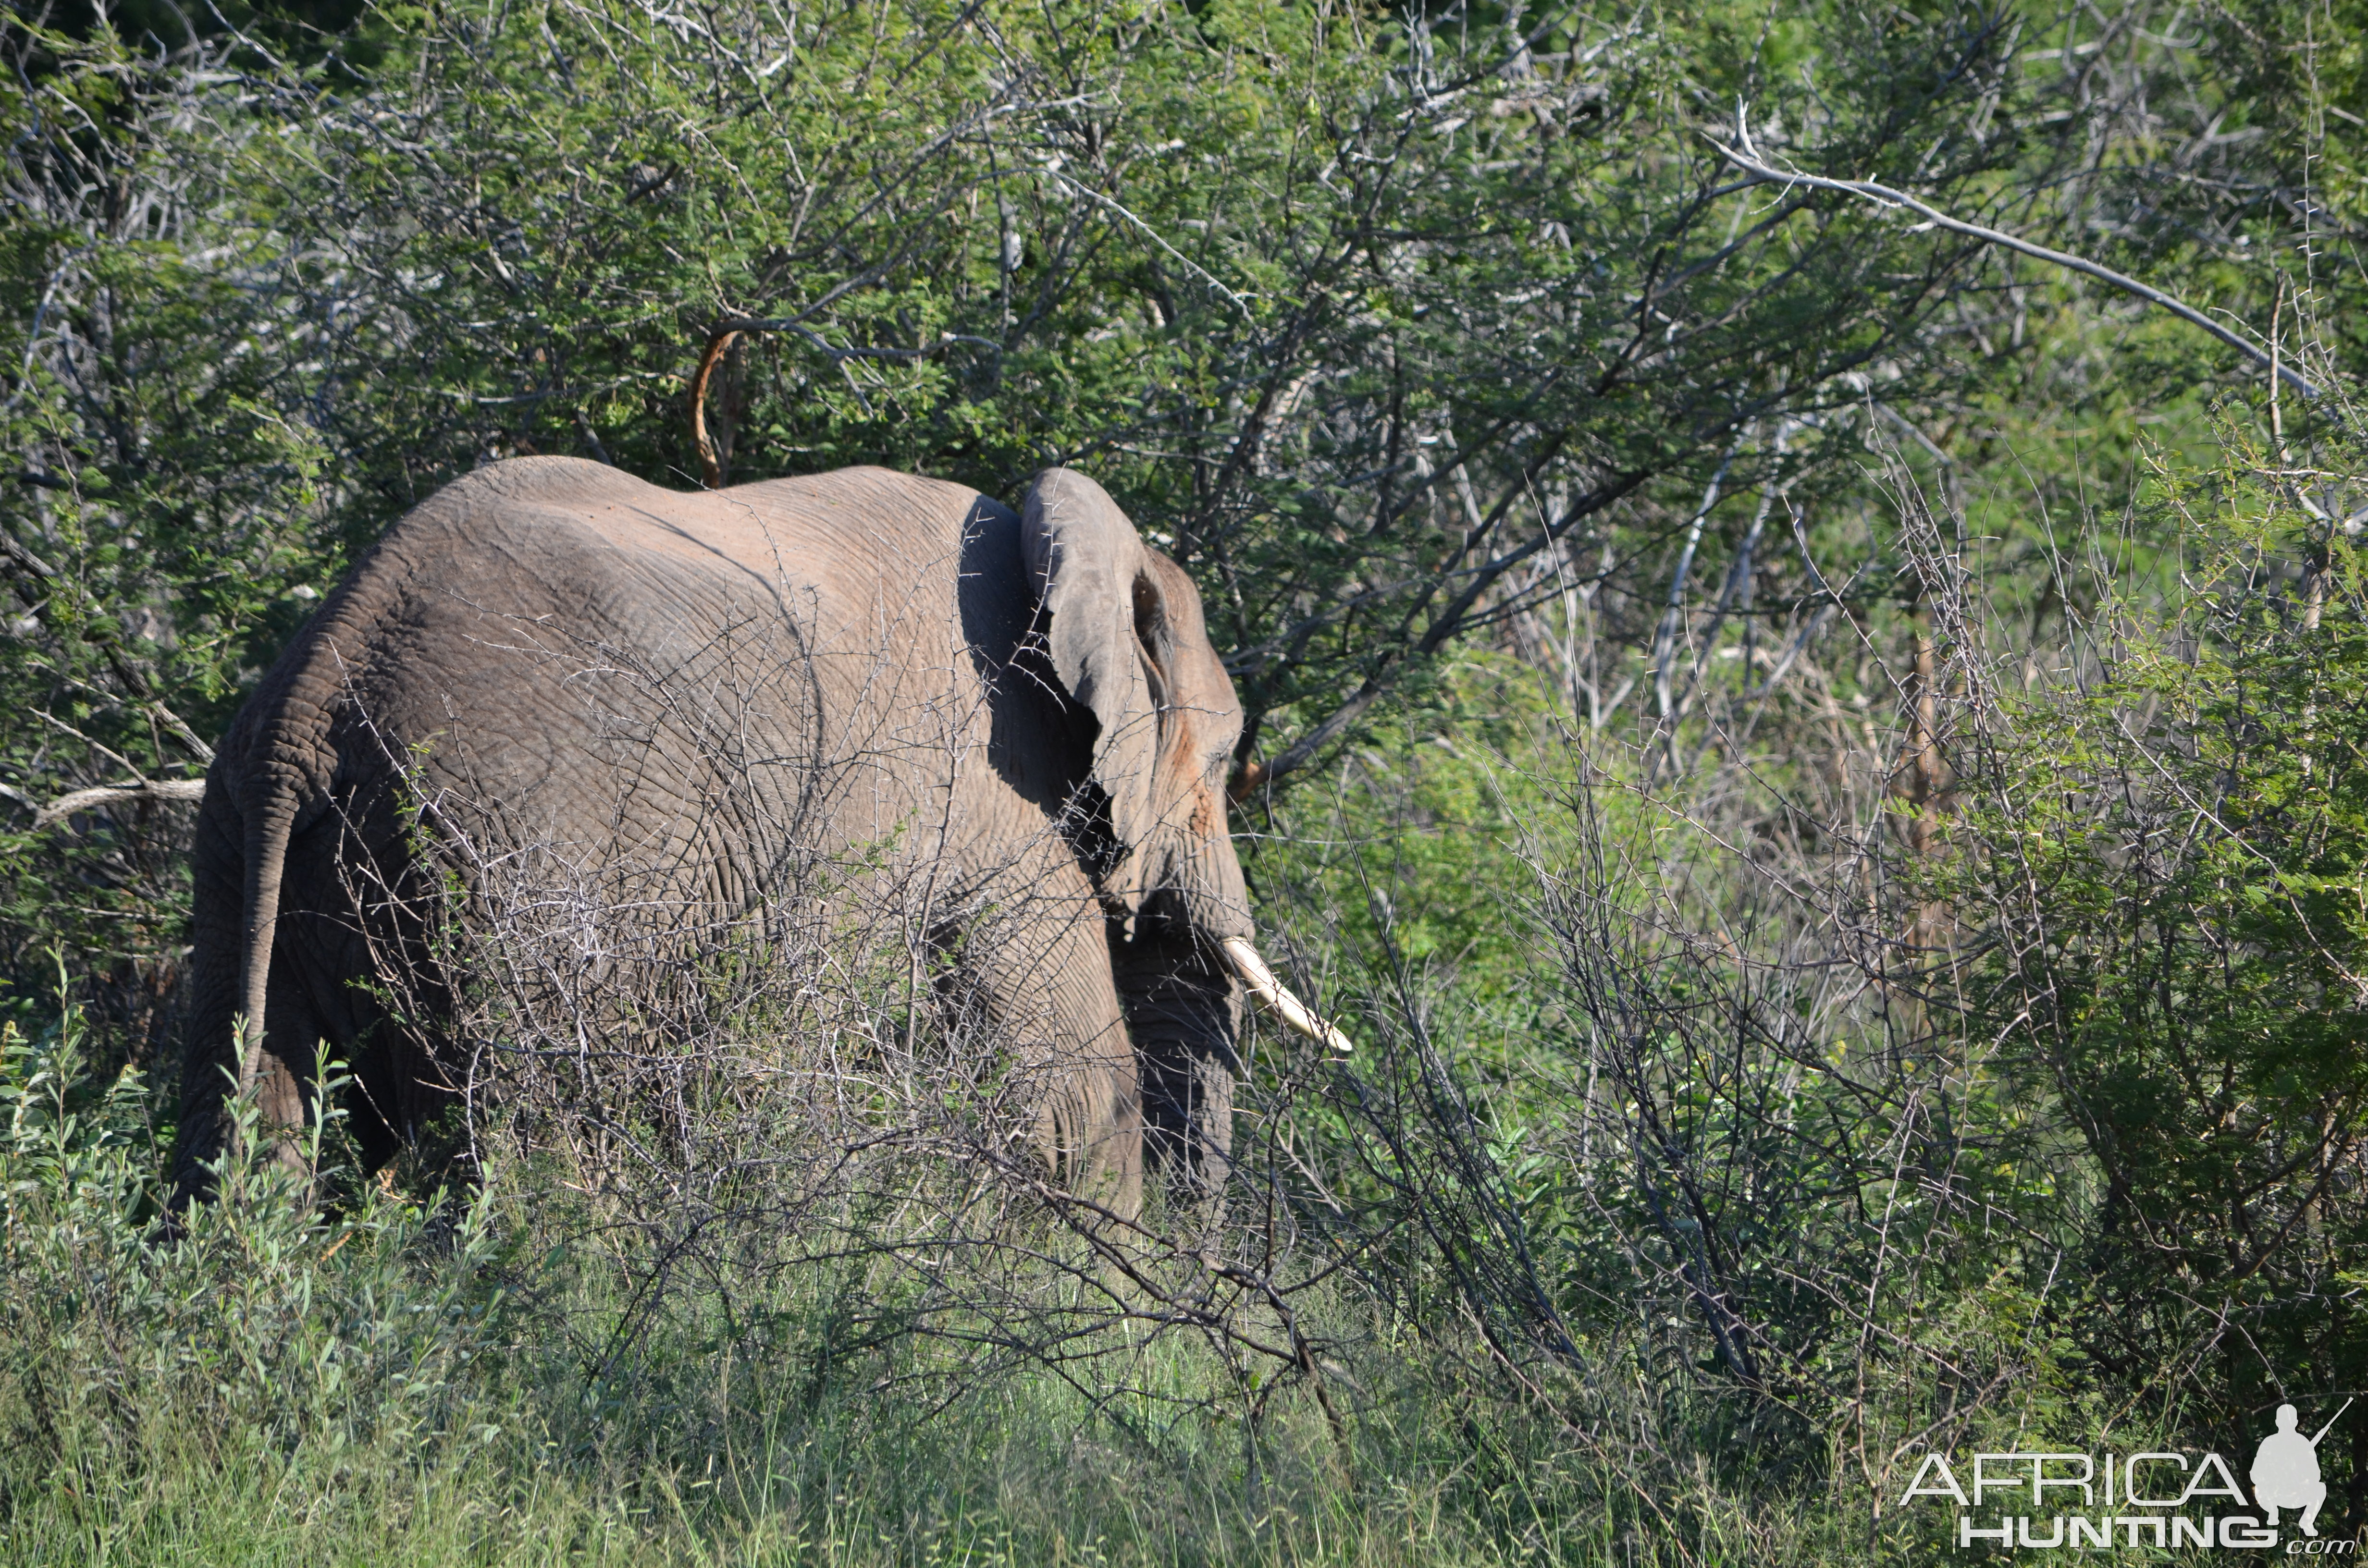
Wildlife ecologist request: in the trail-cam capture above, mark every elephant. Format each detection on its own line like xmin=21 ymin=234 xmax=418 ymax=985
xmin=170 ymin=457 xmax=1346 ymax=1217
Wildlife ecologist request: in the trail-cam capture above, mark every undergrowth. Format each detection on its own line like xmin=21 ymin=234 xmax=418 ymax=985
xmin=0 ymin=987 xmax=1820 ymax=1568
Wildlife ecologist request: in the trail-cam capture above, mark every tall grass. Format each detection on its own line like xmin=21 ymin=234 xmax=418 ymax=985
xmin=0 ymin=969 xmax=1896 ymax=1566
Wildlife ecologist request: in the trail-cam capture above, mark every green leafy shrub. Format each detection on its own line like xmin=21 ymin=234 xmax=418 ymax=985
xmin=1930 ymin=415 xmax=2368 ymax=1464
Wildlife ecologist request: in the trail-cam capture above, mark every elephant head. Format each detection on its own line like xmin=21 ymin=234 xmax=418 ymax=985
xmin=1020 ymin=470 xmax=1345 ymax=1192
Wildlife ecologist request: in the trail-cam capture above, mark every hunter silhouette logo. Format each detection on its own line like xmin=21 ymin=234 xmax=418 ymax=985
xmin=2255 ymin=1399 xmax=2350 ymax=1538
xmin=1899 ymin=1397 xmax=2357 ymax=1551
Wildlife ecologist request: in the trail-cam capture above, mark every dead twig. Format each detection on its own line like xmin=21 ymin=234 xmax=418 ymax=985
xmin=689 ymin=318 xmax=1000 ymax=488
xmin=1705 ymin=110 xmax=2325 ymax=403
xmin=30 ymin=777 xmax=205 ymax=828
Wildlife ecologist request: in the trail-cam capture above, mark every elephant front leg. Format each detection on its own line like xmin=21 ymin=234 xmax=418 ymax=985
xmin=957 ymin=872 xmax=1144 ymax=1220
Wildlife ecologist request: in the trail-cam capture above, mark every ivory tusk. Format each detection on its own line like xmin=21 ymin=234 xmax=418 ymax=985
xmin=1221 ymin=937 xmax=1352 ymax=1054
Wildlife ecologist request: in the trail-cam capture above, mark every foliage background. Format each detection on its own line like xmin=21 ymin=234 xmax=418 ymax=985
xmin=2 ymin=0 xmax=2365 ymax=1560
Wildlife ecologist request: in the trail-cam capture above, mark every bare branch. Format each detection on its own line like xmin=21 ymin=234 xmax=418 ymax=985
xmin=1706 ymin=112 xmax=2324 ymax=402
xmin=31 ymin=776 xmax=205 ymax=828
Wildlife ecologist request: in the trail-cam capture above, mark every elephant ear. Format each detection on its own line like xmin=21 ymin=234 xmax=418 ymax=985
xmin=1021 ymin=468 xmax=1168 ymax=899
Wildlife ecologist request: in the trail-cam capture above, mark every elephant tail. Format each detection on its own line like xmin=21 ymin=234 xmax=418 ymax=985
xmin=234 ymin=772 xmax=301 ymax=1096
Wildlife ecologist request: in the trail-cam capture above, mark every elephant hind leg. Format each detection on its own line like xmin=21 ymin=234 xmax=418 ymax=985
xmin=172 ymin=793 xmax=250 ymax=1204
xmin=273 ymin=896 xmax=466 ymax=1190
xmin=240 ymin=955 xmax=325 ymax=1181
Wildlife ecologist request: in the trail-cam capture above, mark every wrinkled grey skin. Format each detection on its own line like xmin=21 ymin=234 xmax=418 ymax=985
xmin=172 ymin=459 xmax=1253 ymax=1216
